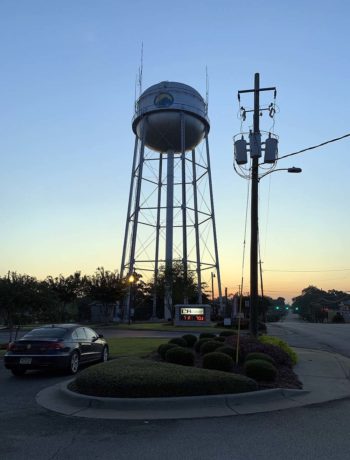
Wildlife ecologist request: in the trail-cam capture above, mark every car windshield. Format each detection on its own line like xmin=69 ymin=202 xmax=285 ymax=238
xmin=23 ymin=328 xmax=67 ymax=339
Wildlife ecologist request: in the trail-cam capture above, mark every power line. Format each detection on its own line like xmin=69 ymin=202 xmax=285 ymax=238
xmin=277 ymin=133 xmax=350 ymax=161
xmin=264 ymin=268 xmax=350 ymax=273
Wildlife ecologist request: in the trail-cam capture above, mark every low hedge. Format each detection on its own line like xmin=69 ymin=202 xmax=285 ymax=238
xmin=202 ymin=352 xmax=234 ymax=372
xmin=244 ymin=359 xmax=278 ymax=382
xmin=216 ymin=345 xmax=235 ymax=357
xmin=245 ymin=352 xmax=276 ymax=365
xmin=158 ymin=343 xmax=179 ymax=360
xmin=165 ymin=347 xmax=195 ymax=366
xmin=194 ymin=338 xmax=211 ymax=352
xmin=168 ymin=337 xmax=187 ymax=347
xmin=69 ymin=358 xmax=258 ymax=397
xmin=200 ymin=340 xmax=222 ymax=355
xmin=182 ymin=334 xmax=197 ymax=347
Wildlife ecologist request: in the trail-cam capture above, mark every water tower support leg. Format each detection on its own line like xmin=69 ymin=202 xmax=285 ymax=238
xmin=164 ymin=150 xmax=174 ymax=320
xmin=205 ymin=136 xmax=223 ymax=313
xmin=181 ymin=113 xmax=188 ymax=304
xmin=152 ymin=153 xmax=163 ymax=319
xmin=191 ymin=148 xmax=202 ymax=304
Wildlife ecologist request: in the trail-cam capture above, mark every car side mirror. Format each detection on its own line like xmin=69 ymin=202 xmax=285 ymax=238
xmin=98 ymin=334 xmax=104 ymax=338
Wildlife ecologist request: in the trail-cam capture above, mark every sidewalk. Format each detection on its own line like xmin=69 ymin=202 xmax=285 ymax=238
xmin=36 ymin=348 xmax=350 ymax=420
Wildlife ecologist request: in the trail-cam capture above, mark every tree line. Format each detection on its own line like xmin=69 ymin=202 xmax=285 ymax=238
xmin=292 ymin=285 xmax=350 ymax=322
xmin=0 ymin=262 xmax=209 ymax=326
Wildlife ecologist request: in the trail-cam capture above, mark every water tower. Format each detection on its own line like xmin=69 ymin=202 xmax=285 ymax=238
xmin=120 ymin=81 xmax=222 ymax=319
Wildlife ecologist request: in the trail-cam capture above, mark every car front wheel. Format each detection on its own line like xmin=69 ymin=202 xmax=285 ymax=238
xmin=68 ymin=351 xmax=80 ymax=374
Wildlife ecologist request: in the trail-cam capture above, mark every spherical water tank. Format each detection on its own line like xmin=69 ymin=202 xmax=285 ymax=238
xmin=132 ymin=81 xmax=210 ymax=153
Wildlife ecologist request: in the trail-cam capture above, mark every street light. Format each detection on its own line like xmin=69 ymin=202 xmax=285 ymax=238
xmin=211 ymin=272 xmax=216 ymax=303
xmin=128 ymin=273 xmax=136 ymax=325
xmin=259 ymin=166 xmax=302 ymax=180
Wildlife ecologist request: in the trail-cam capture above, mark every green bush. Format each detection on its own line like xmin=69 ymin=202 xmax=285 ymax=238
xmin=219 ymin=330 xmax=237 ymax=337
xmin=213 ymin=336 xmax=226 ymax=343
xmin=168 ymin=337 xmax=187 ymax=347
xmin=165 ymin=347 xmax=195 ymax=366
xmin=199 ymin=332 xmax=216 ymax=339
xmin=200 ymin=340 xmax=222 ymax=355
xmin=259 ymin=335 xmax=298 ymax=365
xmin=69 ymin=357 xmax=258 ymax=397
xmin=244 ymin=359 xmax=278 ymax=382
xmin=158 ymin=343 xmax=179 ymax=360
xmin=216 ymin=345 xmax=235 ymax=358
xmin=202 ymin=352 xmax=234 ymax=372
xmin=194 ymin=338 xmax=211 ymax=353
xmin=182 ymin=334 xmax=198 ymax=347
xmin=245 ymin=352 xmax=276 ymax=365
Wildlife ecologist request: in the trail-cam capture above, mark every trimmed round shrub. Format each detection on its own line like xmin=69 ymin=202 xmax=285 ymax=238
xmin=216 ymin=345 xmax=235 ymax=358
xmin=158 ymin=343 xmax=179 ymax=360
xmin=165 ymin=347 xmax=195 ymax=366
xmin=202 ymin=352 xmax=234 ymax=372
xmin=213 ymin=336 xmax=226 ymax=343
xmin=245 ymin=352 xmax=276 ymax=365
xmin=168 ymin=337 xmax=187 ymax=347
xmin=70 ymin=357 xmax=258 ymax=397
xmin=182 ymin=334 xmax=198 ymax=347
xmin=194 ymin=338 xmax=211 ymax=353
xmin=199 ymin=332 xmax=216 ymax=339
xmin=200 ymin=340 xmax=222 ymax=355
xmin=244 ymin=359 xmax=278 ymax=382
xmin=219 ymin=330 xmax=237 ymax=337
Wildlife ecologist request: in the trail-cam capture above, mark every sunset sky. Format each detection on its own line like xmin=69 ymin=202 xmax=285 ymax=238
xmin=1 ymin=0 xmax=349 ymax=302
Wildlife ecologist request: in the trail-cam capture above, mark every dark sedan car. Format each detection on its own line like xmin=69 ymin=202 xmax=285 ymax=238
xmin=4 ymin=324 xmax=109 ymax=376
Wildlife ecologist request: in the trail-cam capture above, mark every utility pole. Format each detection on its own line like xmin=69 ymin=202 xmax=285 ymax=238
xmin=250 ymin=73 xmax=260 ymax=338
xmin=238 ymin=73 xmax=276 ymax=337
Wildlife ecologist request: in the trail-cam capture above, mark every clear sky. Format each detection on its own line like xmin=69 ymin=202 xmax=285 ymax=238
xmin=1 ymin=0 xmax=349 ymax=302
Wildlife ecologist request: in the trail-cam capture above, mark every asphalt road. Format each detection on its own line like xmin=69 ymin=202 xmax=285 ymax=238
xmin=2 ymin=316 xmax=350 ymax=460
xmin=267 ymin=312 xmax=350 ymax=358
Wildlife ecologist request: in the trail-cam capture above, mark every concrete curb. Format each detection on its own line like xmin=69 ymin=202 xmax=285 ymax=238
xmin=36 ymin=380 xmax=310 ymax=420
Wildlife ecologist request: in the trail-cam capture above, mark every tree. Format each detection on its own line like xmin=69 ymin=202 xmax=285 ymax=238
xmin=87 ymin=267 xmax=123 ymax=321
xmin=292 ymin=286 xmax=350 ymax=322
xmin=0 ymin=272 xmax=41 ymax=339
xmin=45 ymin=272 xmax=86 ymax=322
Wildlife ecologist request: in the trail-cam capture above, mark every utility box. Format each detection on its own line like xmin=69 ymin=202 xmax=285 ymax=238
xmin=264 ymin=136 xmax=278 ymax=163
xmin=234 ymin=137 xmax=248 ymax=165
xmin=174 ymin=305 xmax=211 ymax=326
xmin=249 ymin=132 xmax=262 ymax=158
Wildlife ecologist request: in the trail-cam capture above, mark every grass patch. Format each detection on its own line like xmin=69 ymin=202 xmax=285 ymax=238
xmin=69 ymin=357 xmax=257 ymax=398
xmin=115 ymin=322 xmax=235 ymax=333
xmin=107 ymin=337 xmax=168 ymax=358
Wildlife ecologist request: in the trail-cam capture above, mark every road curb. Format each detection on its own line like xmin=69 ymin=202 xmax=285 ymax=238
xmin=36 ymin=380 xmax=310 ymax=420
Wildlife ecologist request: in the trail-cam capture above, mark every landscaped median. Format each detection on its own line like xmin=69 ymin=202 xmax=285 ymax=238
xmin=68 ymin=332 xmax=302 ymax=399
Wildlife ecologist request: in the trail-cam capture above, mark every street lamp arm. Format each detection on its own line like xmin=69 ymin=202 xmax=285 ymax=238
xmin=259 ymin=167 xmax=302 ymax=181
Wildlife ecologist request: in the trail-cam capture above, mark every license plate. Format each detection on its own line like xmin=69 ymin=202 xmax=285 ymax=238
xmin=19 ymin=358 xmax=32 ymax=365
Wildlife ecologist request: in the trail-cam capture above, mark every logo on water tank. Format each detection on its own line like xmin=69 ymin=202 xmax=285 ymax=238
xmin=154 ymin=92 xmax=174 ymax=108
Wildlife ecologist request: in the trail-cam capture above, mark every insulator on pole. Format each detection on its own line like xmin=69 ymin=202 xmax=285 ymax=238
xmin=264 ymin=136 xmax=278 ymax=163
xmin=234 ymin=136 xmax=248 ymax=165
xmin=249 ymin=132 xmax=262 ymax=158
